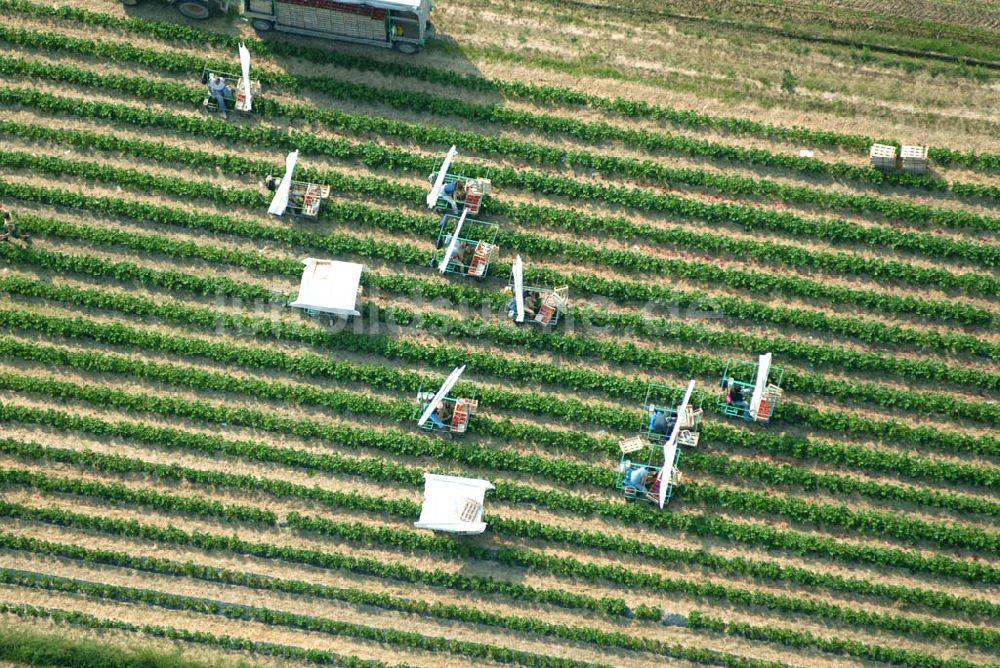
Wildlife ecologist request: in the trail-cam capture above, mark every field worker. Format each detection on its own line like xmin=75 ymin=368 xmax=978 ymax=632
xmin=650 ymin=410 xmax=675 ymax=436
xmin=727 ymin=381 xmax=751 ymax=420
xmin=207 ymin=73 xmax=233 ymax=120
xmin=441 ymin=180 xmax=466 ymax=212
xmin=265 ymin=175 xmax=281 ymax=192
xmin=428 ymin=401 xmax=452 ymax=430
xmin=0 ymin=209 xmax=29 ymax=246
xmin=626 ymin=466 xmax=651 ymax=493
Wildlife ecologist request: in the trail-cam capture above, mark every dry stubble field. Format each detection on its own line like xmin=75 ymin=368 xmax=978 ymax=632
xmin=0 ymin=0 xmax=998 ymax=666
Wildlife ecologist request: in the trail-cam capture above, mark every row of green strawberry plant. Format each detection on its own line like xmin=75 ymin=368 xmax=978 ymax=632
xmin=5 ymin=179 xmax=995 ymax=359
xmin=12 ymin=451 xmax=993 ymax=653
xmin=3 ymin=131 xmax=994 ymax=321
xmin=2 ymin=77 xmax=993 ymax=276
xmin=1 ymin=459 xmax=995 ymax=656
xmin=5 ymin=233 xmax=996 ymax=429
xmin=687 ymin=611 xmax=983 ymax=668
xmin=5 ymin=0 xmax=998 ymax=171
xmin=2 ymin=417 xmax=993 ymax=622
xmin=0 ymin=602 xmax=392 ymax=668
xmin=3 ymin=25 xmax=995 ymax=205
xmin=0 ymin=545 xmax=696 ymax=661
xmin=5 ymin=342 xmax=993 ymax=555
xmin=3 ymin=297 xmax=995 ymax=488
xmin=0 ymin=570 xmax=608 ymax=668
xmin=6 ymin=270 xmax=998 ymax=460
xmin=12 ymin=211 xmax=1000 ymax=395
xmin=4 ymin=371 xmax=998 ymax=575
xmin=2 ymin=53 xmax=997 ymax=237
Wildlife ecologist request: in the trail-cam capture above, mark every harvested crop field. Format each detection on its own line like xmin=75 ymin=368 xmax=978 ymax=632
xmin=0 ymin=0 xmax=997 ymax=667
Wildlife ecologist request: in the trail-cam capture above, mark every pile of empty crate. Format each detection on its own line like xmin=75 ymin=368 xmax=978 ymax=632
xmin=870 ymin=143 xmax=929 ymax=174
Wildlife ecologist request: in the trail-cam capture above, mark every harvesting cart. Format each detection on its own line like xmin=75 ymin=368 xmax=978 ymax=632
xmin=431 ymin=210 xmax=498 ymax=280
xmin=617 ymin=380 xmax=699 ymax=509
xmin=202 ymin=43 xmax=261 ymax=117
xmin=718 ymin=353 xmax=784 ymax=424
xmin=642 ymin=379 xmax=703 ymax=447
xmin=266 ymin=150 xmax=331 ymax=218
xmin=124 ymin=0 xmax=433 ymax=54
xmin=505 ymin=255 xmax=568 ymax=328
xmin=427 ymin=146 xmax=491 ymax=216
xmin=415 ymin=365 xmax=478 ymax=436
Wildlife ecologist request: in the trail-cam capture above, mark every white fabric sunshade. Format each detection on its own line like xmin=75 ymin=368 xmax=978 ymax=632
xmin=748 ymin=353 xmax=772 ymax=420
xmin=439 ymin=208 xmax=467 ymax=274
xmin=427 ymin=145 xmax=458 ymax=208
xmin=414 ymin=473 xmax=494 ymax=534
xmin=417 ymin=365 xmax=465 ymax=427
xmin=239 ymin=42 xmax=253 ymax=112
xmin=288 ymin=258 xmax=363 ymax=316
xmin=660 ymin=379 xmax=695 ymax=508
xmin=513 ymin=255 xmax=525 ymax=322
xmin=268 ymin=150 xmax=299 ymax=216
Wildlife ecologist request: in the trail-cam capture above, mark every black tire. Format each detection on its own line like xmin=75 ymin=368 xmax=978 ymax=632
xmin=393 ymin=41 xmax=418 ymax=55
xmin=175 ymin=0 xmax=213 ymax=20
xmin=251 ymin=18 xmax=274 ymax=31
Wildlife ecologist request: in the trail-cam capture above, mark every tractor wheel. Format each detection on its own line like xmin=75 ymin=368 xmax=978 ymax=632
xmin=394 ymin=41 xmax=418 ymax=55
xmin=175 ymin=0 xmax=213 ymax=19
xmin=251 ymin=18 xmax=274 ymax=31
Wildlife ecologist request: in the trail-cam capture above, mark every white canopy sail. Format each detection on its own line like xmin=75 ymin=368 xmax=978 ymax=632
xmin=660 ymin=379 xmax=695 ymax=509
xmin=427 ymin=145 xmax=458 ymax=208
xmin=238 ymin=42 xmax=253 ymax=112
xmin=748 ymin=353 xmax=772 ymax=420
xmin=288 ymin=259 xmax=363 ymax=317
xmin=268 ymin=150 xmax=298 ymax=216
xmin=415 ymin=474 xmax=494 ymax=534
xmin=417 ymin=365 xmax=466 ymax=427
xmin=513 ymin=255 xmax=525 ymax=322
xmin=439 ymin=208 xmax=467 ymax=274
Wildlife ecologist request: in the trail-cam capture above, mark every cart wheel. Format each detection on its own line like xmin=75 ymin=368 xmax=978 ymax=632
xmin=175 ymin=0 xmax=212 ymax=19
xmin=394 ymin=41 xmax=418 ymax=55
xmin=252 ymin=18 xmax=274 ymax=31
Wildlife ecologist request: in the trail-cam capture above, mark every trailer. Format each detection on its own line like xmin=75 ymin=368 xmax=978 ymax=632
xmin=616 ymin=380 xmax=699 ymax=508
xmin=427 ymin=146 xmax=491 ymax=215
xmin=505 ymin=255 xmax=568 ymax=328
xmin=415 ymin=366 xmax=478 ymax=436
xmin=431 ymin=210 xmax=498 ymax=280
xmin=124 ymin=0 xmax=432 ymax=53
xmin=266 ymin=151 xmax=330 ymax=218
xmin=718 ymin=353 xmax=784 ymax=424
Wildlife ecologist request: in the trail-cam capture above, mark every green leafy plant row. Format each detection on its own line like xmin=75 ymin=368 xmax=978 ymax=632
xmin=3 ymin=370 xmax=998 ymax=581
xmin=5 ymin=271 xmax=998 ymax=460
xmin=6 ymin=175 xmax=998 ymax=359
xmin=0 ymin=570 xmax=610 ymax=668
xmin=0 ymin=602 xmax=392 ymax=668
xmin=3 ymin=408 xmax=993 ymax=619
xmin=11 ymin=210 xmax=1000 ymax=396
xmin=687 ymin=611 xmax=984 ymax=668
xmin=4 ymin=0 xmax=998 ymax=171
xmin=2 ymin=28 xmax=996 ymax=209
xmin=4 ymin=284 xmax=994 ymax=491
xmin=3 ymin=123 xmax=993 ymax=323
xmin=4 ymin=339 xmax=998 ymax=556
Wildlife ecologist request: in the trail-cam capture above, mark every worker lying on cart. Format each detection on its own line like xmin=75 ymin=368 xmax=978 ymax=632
xmin=625 ymin=466 xmax=652 ymax=494
xmin=440 ymin=181 xmax=467 ymax=213
xmin=206 ymin=73 xmax=234 ymax=120
xmin=649 ymin=410 xmax=676 ymax=436
xmin=427 ymin=400 xmax=454 ymax=430
xmin=725 ymin=380 xmax=752 ymax=420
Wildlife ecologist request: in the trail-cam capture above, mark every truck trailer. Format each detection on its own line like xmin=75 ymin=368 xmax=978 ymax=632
xmin=123 ymin=0 xmax=432 ymax=53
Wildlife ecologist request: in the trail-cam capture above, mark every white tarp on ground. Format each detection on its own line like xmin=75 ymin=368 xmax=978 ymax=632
xmin=415 ymin=473 xmax=494 ymax=534
xmin=439 ymin=208 xmax=467 ymax=274
xmin=749 ymin=353 xmax=772 ymax=420
xmin=660 ymin=379 xmax=695 ymax=509
xmin=417 ymin=365 xmax=465 ymax=427
xmin=239 ymin=42 xmax=253 ymax=112
xmin=268 ymin=150 xmax=299 ymax=216
xmin=513 ymin=255 xmax=525 ymax=322
xmin=427 ymin=145 xmax=458 ymax=208
xmin=288 ymin=258 xmax=363 ymax=316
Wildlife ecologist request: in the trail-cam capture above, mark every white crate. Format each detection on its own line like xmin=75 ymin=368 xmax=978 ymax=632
xmin=869 ymin=143 xmax=897 ymax=171
xmin=900 ymin=145 xmax=928 ymax=174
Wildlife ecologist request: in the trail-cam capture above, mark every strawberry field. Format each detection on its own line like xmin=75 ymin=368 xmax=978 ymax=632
xmin=0 ymin=1 xmax=997 ymax=666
